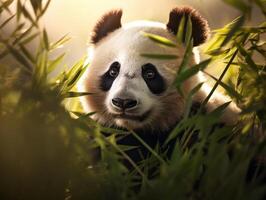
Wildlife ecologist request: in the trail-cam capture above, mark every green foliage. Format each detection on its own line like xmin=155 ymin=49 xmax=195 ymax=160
xmin=0 ymin=0 xmax=265 ymax=200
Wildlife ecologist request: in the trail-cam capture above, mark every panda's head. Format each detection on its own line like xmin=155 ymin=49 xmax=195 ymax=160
xmin=78 ymin=7 xmax=209 ymax=131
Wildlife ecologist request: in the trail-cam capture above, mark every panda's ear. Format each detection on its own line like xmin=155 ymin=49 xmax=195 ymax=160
xmin=91 ymin=9 xmax=122 ymax=44
xmin=167 ymin=7 xmax=210 ymax=46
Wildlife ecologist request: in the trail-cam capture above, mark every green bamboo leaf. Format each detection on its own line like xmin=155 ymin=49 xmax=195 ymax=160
xmin=30 ymin=0 xmax=41 ymax=15
xmin=11 ymin=23 xmax=25 ymax=37
xmin=64 ymin=92 xmax=93 ymax=98
xmin=183 ymin=82 xmax=204 ymax=119
xmin=66 ymin=66 xmax=86 ymax=90
xmin=34 ymin=50 xmax=48 ymax=86
xmin=61 ymin=60 xmax=89 ymax=93
xmin=0 ymin=0 xmax=14 ymax=14
xmin=175 ymin=59 xmax=211 ymax=87
xmin=178 ymin=39 xmax=193 ymax=73
xmin=20 ymin=4 xmax=38 ymax=27
xmin=221 ymin=15 xmax=245 ymax=47
xmin=71 ymin=111 xmax=96 ymax=118
xmin=19 ymin=44 xmax=35 ymax=63
xmin=177 ymin=15 xmax=185 ymax=44
xmin=118 ymin=144 xmax=139 ymax=152
xmin=140 ymin=53 xmax=178 ymax=60
xmin=203 ymin=70 xmax=242 ymax=100
xmin=16 ymin=0 xmax=22 ymax=21
xmin=20 ymin=32 xmax=39 ymax=45
xmin=37 ymin=0 xmax=51 ymax=19
xmin=142 ymin=32 xmax=177 ymax=47
xmin=130 ymin=130 xmax=166 ymax=164
xmin=50 ymin=34 xmax=71 ymax=50
xmin=185 ymin=16 xmax=192 ymax=46
xmin=201 ymin=50 xmax=239 ymax=108
xmin=43 ymin=29 xmax=49 ymax=50
xmin=13 ymin=25 xmax=35 ymax=45
xmin=47 ymin=53 xmax=65 ymax=73
xmin=236 ymin=43 xmax=258 ymax=71
xmin=208 ymin=102 xmax=231 ymax=119
xmin=3 ymin=42 xmax=32 ymax=73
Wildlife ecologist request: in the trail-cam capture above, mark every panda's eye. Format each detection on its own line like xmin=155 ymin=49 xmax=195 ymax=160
xmin=109 ymin=68 xmax=119 ymax=77
xmin=143 ymin=69 xmax=155 ymax=79
xmin=108 ymin=62 xmax=120 ymax=78
xmin=142 ymin=63 xmax=165 ymax=94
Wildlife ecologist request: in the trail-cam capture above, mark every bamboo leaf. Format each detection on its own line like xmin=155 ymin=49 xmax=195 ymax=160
xmin=3 ymin=42 xmax=32 ymax=74
xmin=130 ymin=130 xmax=166 ymax=164
xmin=38 ymin=0 xmax=51 ymax=19
xmin=47 ymin=53 xmax=65 ymax=73
xmin=140 ymin=53 xmax=178 ymax=60
xmin=20 ymin=32 xmax=39 ymax=45
xmin=20 ymin=4 xmax=38 ymax=27
xmin=175 ymin=59 xmax=211 ymax=87
xmin=0 ymin=0 xmax=14 ymax=14
xmin=50 ymin=34 xmax=71 ymax=50
xmin=43 ymin=29 xmax=49 ymax=50
xmin=236 ymin=42 xmax=258 ymax=71
xmin=30 ymin=0 xmax=42 ymax=15
xmin=63 ymin=92 xmax=93 ymax=98
xmin=183 ymin=82 xmax=204 ymax=119
xmin=19 ymin=44 xmax=35 ymax=63
xmin=16 ymin=0 xmax=22 ymax=21
xmin=203 ymin=70 xmax=242 ymax=100
xmin=177 ymin=15 xmax=185 ymax=44
xmin=142 ymin=32 xmax=177 ymax=47
xmin=221 ymin=15 xmax=245 ymax=47
xmin=0 ymin=14 xmax=15 ymax=29
xmin=13 ymin=25 xmax=35 ymax=45
xmin=185 ymin=16 xmax=192 ymax=46
xmin=178 ymin=39 xmax=193 ymax=73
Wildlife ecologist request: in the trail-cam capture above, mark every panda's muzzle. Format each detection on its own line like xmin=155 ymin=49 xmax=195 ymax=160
xmin=111 ymin=98 xmax=138 ymax=110
xmin=112 ymin=109 xmax=151 ymax=122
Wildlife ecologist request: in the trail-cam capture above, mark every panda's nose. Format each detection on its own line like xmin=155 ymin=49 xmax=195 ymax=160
xmin=112 ymin=98 xmax=138 ymax=110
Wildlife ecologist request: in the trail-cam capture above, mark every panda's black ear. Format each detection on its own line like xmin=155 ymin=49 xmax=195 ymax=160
xmin=91 ymin=9 xmax=122 ymax=44
xmin=167 ymin=7 xmax=209 ymax=46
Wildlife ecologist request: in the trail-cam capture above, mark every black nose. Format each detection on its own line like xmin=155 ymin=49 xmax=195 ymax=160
xmin=112 ymin=98 xmax=138 ymax=110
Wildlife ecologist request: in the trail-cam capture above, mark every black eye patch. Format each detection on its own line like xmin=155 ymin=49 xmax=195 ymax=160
xmin=142 ymin=63 xmax=165 ymax=94
xmin=100 ymin=62 xmax=120 ymax=91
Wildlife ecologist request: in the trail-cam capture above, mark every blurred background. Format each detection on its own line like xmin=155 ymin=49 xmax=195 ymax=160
xmin=39 ymin=0 xmax=264 ymax=65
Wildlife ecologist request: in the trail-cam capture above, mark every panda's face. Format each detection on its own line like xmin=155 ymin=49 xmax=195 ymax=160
xmin=79 ymin=23 xmax=189 ymax=130
xmin=78 ymin=8 xmax=209 ymax=131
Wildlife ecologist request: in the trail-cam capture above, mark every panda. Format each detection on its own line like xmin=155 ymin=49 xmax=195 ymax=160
xmin=77 ymin=6 xmax=240 ymax=164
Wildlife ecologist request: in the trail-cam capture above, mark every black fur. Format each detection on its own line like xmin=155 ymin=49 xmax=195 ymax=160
xmin=167 ymin=6 xmax=209 ymax=46
xmin=100 ymin=62 xmax=120 ymax=91
xmin=142 ymin=63 xmax=166 ymax=94
xmin=92 ymin=10 xmax=122 ymax=44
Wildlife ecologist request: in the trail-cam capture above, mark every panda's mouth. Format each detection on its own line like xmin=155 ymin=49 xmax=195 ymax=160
xmin=112 ymin=110 xmax=151 ymax=122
